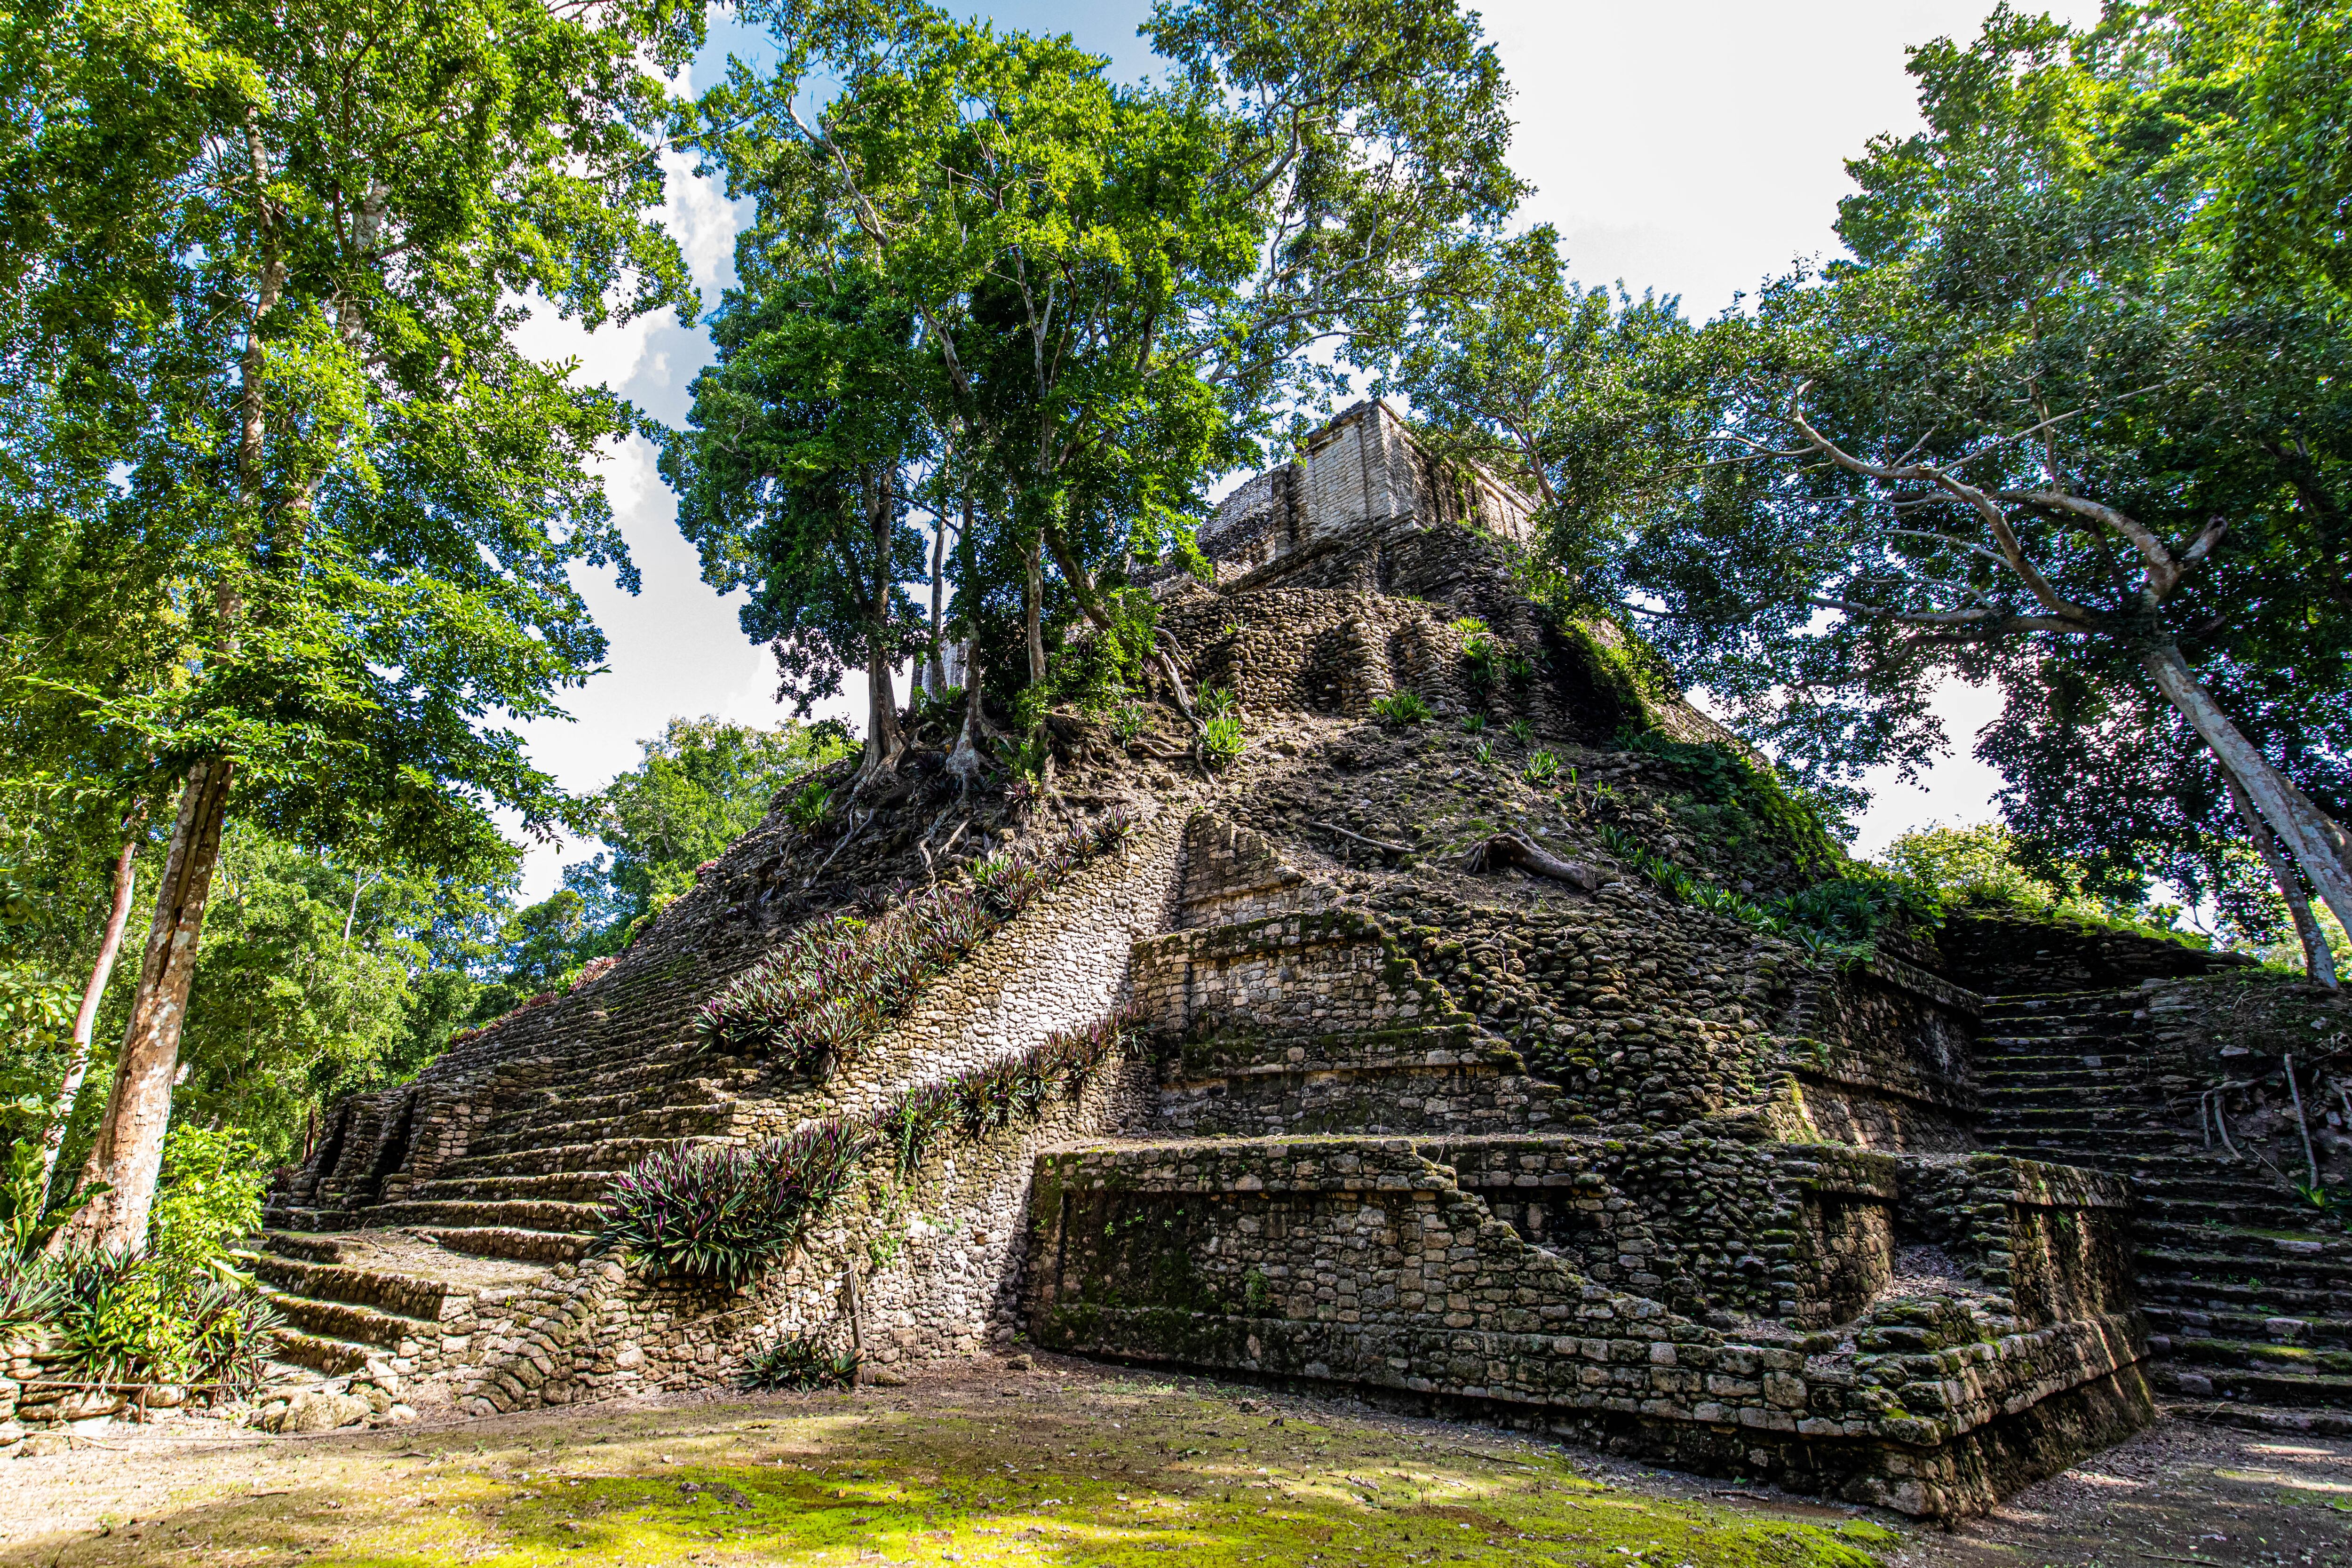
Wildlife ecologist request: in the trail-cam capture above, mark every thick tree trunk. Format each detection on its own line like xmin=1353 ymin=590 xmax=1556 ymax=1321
xmin=2144 ymin=645 xmax=2352 ymax=947
xmin=2229 ymin=771 xmax=2338 ymax=987
xmin=34 ymin=822 xmax=145 ymax=1217
xmin=1041 ymin=519 xmax=1201 ymax=732
xmin=948 ymin=642 xmax=986 ymax=788
xmin=859 ymin=476 xmax=906 ymax=783
xmin=925 ymin=500 xmax=954 ymax=700
xmin=862 ymin=640 xmax=904 ymax=781
xmin=1024 ymin=531 xmax=1046 ymax=686
xmin=49 ymin=759 xmax=234 ymax=1254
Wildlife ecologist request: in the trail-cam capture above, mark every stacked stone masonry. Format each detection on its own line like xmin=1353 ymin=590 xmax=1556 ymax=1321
xmin=249 ymin=403 xmax=2343 ymax=1513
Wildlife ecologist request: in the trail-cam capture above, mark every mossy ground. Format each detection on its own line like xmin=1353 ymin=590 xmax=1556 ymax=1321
xmin=1 ymin=1361 xmax=1899 ymax=1568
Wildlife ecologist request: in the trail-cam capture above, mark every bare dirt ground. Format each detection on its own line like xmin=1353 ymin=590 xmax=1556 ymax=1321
xmin=0 ymin=1355 xmax=2342 ymax=1568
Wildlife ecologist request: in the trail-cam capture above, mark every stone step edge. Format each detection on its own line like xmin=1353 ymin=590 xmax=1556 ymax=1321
xmin=413 ymin=1225 xmax=595 ymax=1263
xmin=270 ymin=1326 xmax=376 ymax=1377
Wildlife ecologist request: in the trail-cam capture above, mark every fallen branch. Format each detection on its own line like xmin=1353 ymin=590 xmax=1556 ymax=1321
xmin=1322 ymin=824 xmax=1412 ymax=862
xmin=1462 ymin=831 xmax=1602 ymax=891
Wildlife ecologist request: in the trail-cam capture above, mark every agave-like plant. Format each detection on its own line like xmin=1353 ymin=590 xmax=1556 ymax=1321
xmin=0 ymin=1253 xmax=64 ymax=1333
xmin=183 ymin=1274 xmax=283 ymax=1395
xmin=741 ymin=1334 xmax=858 ymax=1391
xmin=1090 ymin=807 xmax=1136 ymax=855
xmin=879 ymin=1083 xmax=956 ymax=1185
xmin=596 ymin=1142 xmax=786 ymax=1283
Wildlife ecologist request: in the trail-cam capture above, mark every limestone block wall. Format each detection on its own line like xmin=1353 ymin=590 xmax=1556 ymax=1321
xmin=1131 ymin=908 xmax=1458 ymax=1041
xmin=1199 ymin=402 xmax=1536 ymax=575
xmin=1772 ymin=960 xmax=1982 ymax=1152
xmin=1174 ymin=812 xmax=1321 ymax=930
xmin=1425 ymin=1133 xmax=1901 ymax=1329
xmin=1358 ymin=887 xmax=1785 ymax=1131
xmin=429 ymin=816 xmax=1191 ymax=1413
xmin=1893 ymin=1154 xmax=2137 ymax=1329
xmin=1023 ymin=1135 xmax=2152 ymax=1519
xmin=453 ymin=1058 xmax=1157 ymax=1414
xmin=1158 ymin=1022 xmax=1563 ymax=1139
xmin=1933 ymin=909 xmax=2253 ymax=995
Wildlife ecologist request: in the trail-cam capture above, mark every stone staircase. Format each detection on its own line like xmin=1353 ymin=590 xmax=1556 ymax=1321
xmin=254 ymin=1026 xmax=760 ymax=1375
xmin=1975 ymin=986 xmax=2352 ymax=1433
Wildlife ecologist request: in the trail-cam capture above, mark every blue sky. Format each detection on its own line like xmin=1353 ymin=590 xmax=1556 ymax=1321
xmin=506 ymin=0 xmax=2105 ymax=898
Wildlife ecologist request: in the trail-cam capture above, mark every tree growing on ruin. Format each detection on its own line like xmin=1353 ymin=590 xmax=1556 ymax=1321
xmin=0 ymin=0 xmax=701 ymax=1250
xmin=676 ymin=0 xmax=1521 ymax=728
xmin=1433 ymin=8 xmax=2352 ymax=981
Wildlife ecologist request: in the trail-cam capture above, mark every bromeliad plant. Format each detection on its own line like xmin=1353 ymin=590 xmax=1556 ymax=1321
xmin=697 ymin=811 xmax=1137 ymax=1067
xmin=601 ymin=1003 xmax=1148 ymax=1282
xmin=597 ymin=1121 xmax=876 ymax=1284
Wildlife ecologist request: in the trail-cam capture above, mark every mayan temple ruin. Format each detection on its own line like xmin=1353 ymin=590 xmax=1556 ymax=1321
xmin=254 ymin=400 xmax=2352 ymax=1520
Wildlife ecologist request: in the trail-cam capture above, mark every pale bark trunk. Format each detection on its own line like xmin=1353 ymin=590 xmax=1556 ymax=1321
xmin=925 ymin=501 xmax=953 ymax=699
xmin=33 ymin=824 xmax=144 ymax=1217
xmin=49 ymin=759 xmax=234 ymax=1253
xmin=858 ymin=471 xmax=905 ymax=783
xmin=2229 ymin=771 xmax=2338 ymax=987
xmin=1024 ymin=532 xmax=1046 ymax=686
xmin=948 ymin=642 xmax=985 ymax=788
xmin=2145 ymin=645 xmax=2352 ymax=946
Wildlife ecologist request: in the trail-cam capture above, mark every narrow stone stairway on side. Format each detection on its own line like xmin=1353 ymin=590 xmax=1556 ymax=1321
xmin=1975 ymin=986 xmax=2352 ymax=1434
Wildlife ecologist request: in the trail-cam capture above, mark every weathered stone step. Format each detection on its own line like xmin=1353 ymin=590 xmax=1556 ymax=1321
xmin=1978 ymin=1074 xmax=2154 ymax=1099
xmin=479 ymin=1079 xmax=731 ymax=1137
xmin=262 ymin=1204 xmax=358 ymax=1234
xmin=2153 ymin=1360 xmax=2352 ymax=1410
xmin=271 ymin=1325 xmax=375 ymax=1377
xmin=2139 ymin=1274 xmax=2352 ymax=1320
xmin=2162 ymin=1335 xmax=2352 ymax=1376
xmin=257 ymin=1229 xmax=352 ymax=1264
xmin=569 ymin=1055 xmax=752 ymax=1097
xmin=437 ymin=1135 xmax=728 ymax=1181
xmin=265 ymin=1290 xmax=425 ymax=1354
xmin=465 ymin=1103 xmax=732 ymax=1157
xmin=2164 ymin=1400 xmax=2352 ymax=1437
xmin=240 ymin=1250 xmax=457 ymax=1321
xmin=2145 ymin=1213 xmax=2324 ymax=1241
xmin=2082 ymin=1151 xmax=2294 ymax=1181
xmin=1979 ymin=1106 xmax=2178 ymax=1132
xmin=2150 ymin=1305 xmax=2352 ymax=1350
xmin=2137 ymin=1253 xmax=2352 ymax=1301
xmin=1976 ymin=1012 xmax=2144 ymax=1035
xmin=2139 ymin=1229 xmax=2352 ymax=1268
xmin=1975 ymin=1023 xmax=2146 ymax=1047
xmin=2121 ymin=1172 xmax=2302 ymax=1205
xmin=406 ymin=1170 xmax=620 ymax=1206
xmin=411 ymin=1226 xmax=595 ymax=1264
xmin=370 ymin=1196 xmax=607 ymax=1234
xmin=1981 ymin=990 xmax=2145 ymax=1015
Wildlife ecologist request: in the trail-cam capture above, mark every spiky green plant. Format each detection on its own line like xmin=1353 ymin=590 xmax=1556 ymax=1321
xmin=1523 ymin=749 xmax=1560 ymax=784
xmin=741 ymin=1336 xmax=858 ymax=1391
xmin=1458 ymin=713 xmax=1487 ymax=734
xmin=1372 ymin=691 xmax=1431 ymax=727
xmin=1201 ymin=715 xmax=1246 ymax=767
xmin=784 ymin=779 xmax=833 ymax=832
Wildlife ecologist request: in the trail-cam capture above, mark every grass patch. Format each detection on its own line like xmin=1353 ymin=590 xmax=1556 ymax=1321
xmin=15 ymin=1372 xmax=1905 ymax=1568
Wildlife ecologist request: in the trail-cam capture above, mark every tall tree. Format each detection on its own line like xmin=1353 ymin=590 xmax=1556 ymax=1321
xmin=1463 ymin=6 xmax=2352 ymax=975
xmin=662 ymin=263 xmax=934 ymax=784
xmin=680 ymin=0 xmax=1520 ymax=730
xmin=6 ymin=0 xmax=701 ymax=1250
